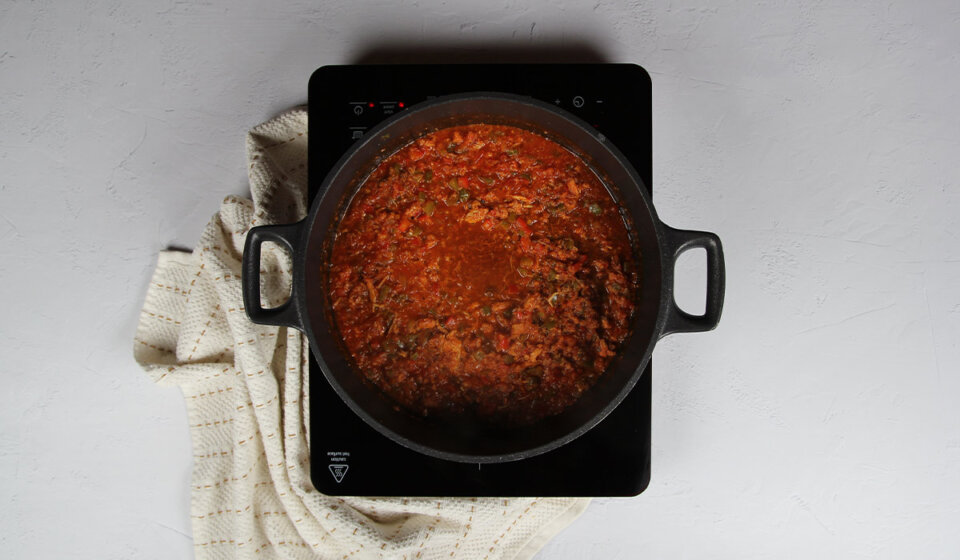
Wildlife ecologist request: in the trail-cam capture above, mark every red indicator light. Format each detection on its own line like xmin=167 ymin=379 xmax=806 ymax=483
xmin=368 ymin=102 xmax=374 ymax=108
xmin=398 ymin=102 xmax=405 ymax=108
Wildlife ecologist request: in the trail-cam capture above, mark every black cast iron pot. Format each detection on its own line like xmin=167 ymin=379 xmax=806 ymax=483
xmin=241 ymin=93 xmax=725 ymax=463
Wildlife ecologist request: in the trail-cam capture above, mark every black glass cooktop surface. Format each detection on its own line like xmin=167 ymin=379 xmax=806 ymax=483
xmin=308 ymin=64 xmax=652 ymax=497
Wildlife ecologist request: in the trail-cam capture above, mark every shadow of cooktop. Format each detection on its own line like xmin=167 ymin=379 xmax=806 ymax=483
xmin=350 ymin=39 xmax=611 ymax=65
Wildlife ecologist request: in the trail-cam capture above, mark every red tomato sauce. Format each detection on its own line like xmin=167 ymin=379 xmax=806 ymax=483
xmin=328 ymin=124 xmax=638 ymax=424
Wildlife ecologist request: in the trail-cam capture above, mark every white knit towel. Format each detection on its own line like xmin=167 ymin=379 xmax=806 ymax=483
xmin=134 ymin=109 xmax=589 ymax=559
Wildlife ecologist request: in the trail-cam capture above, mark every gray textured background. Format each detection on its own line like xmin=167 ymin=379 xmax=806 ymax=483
xmin=2 ymin=1 xmax=959 ymax=557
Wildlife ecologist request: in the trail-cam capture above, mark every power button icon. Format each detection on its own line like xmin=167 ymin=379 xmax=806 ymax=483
xmin=572 ymin=96 xmax=585 ymax=108
xmin=353 ymin=105 xmax=364 ymax=116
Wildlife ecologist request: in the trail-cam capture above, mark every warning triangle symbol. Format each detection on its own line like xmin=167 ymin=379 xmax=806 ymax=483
xmin=328 ymin=464 xmax=349 ymax=483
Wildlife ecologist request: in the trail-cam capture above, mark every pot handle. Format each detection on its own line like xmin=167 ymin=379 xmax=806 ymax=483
xmin=660 ymin=225 xmax=725 ymax=336
xmin=241 ymin=221 xmax=304 ymax=329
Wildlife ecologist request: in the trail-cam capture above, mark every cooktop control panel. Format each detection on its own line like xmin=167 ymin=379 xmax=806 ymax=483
xmin=308 ymin=64 xmax=651 ymax=198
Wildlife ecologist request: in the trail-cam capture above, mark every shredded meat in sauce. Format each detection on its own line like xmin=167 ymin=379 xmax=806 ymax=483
xmin=328 ymin=124 xmax=638 ymax=424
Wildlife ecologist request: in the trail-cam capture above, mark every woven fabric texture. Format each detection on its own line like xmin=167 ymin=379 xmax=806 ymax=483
xmin=134 ymin=109 xmax=589 ymax=559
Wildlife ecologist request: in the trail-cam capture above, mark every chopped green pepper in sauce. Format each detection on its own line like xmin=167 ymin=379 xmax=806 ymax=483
xmin=328 ymin=124 xmax=638 ymax=425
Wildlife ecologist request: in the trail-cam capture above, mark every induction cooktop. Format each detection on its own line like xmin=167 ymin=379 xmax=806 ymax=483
xmin=308 ymin=64 xmax=652 ymax=497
